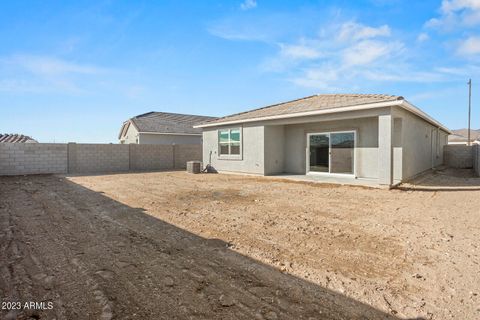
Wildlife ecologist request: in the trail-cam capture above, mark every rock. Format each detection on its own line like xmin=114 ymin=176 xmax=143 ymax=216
xmin=164 ymin=276 xmax=175 ymax=287
xmin=219 ymin=294 xmax=235 ymax=307
xmin=264 ymin=311 xmax=278 ymax=320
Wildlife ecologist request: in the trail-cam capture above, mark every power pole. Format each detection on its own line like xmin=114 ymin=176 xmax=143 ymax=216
xmin=468 ymin=79 xmax=472 ymax=146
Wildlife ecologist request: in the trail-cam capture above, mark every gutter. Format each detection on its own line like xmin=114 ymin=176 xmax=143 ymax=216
xmin=194 ymin=99 xmax=451 ymax=134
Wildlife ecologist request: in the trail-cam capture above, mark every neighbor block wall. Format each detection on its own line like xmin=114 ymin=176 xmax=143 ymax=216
xmin=473 ymin=144 xmax=480 ymax=176
xmin=70 ymin=144 xmax=130 ymax=174
xmin=0 ymin=143 xmax=67 ymax=175
xmin=444 ymin=145 xmax=473 ymax=169
xmin=130 ymin=144 xmax=174 ymax=170
xmin=0 ymin=143 xmax=202 ymax=176
xmin=174 ymin=144 xmax=203 ymax=169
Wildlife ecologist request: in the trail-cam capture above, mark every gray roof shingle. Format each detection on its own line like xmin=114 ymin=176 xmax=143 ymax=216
xmin=0 ymin=134 xmax=37 ymax=143
xmin=197 ymin=94 xmax=403 ymax=126
xmin=124 ymin=112 xmax=217 ymax=136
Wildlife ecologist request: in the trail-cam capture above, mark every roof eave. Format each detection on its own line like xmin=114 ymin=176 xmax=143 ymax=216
xmin=194 ymin=99 xmax=451 ymax=134
xmin=193 ymin=100 xmax=402 ymax=128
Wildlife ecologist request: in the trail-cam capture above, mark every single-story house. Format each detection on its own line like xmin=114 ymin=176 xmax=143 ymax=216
xmin=0 ymin=134 xmax=37 ymax=143
xmin=119 ymin=112 xmax=217 ymax=145
xmin=194 ymin=94 xmax=451 ymax=186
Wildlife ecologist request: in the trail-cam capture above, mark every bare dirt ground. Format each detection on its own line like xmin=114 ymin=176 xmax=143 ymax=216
xmin=1 ymin=169 xmax=479 ymax=320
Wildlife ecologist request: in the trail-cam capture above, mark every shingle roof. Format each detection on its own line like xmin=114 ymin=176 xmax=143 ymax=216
xmin=121 ymin=112 xmax=217 ymax=137
xmin=0 ymin=134 xmax=37 ymax=143
xmin=197 ymin=94 xmax=403 ymax=127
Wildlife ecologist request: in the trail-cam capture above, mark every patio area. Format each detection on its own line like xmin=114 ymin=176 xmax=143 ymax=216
xmin=271 ymin=173 xmax=382 ymax=188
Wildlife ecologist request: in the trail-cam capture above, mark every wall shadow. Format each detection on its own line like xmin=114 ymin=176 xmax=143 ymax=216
xmin=397 ymin=167 xmax=480 ymax=192
xmin=0 ymin=174 xmax=425 ymax=320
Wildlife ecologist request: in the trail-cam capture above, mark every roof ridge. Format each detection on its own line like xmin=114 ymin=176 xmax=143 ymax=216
xmin=133 ymin=111 xmax=216 ymax=119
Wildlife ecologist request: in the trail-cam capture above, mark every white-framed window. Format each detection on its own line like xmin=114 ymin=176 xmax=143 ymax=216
xmin=218 ymin=128 xmax=242 ymax=159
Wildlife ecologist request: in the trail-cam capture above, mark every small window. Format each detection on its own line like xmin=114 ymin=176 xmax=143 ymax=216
xmin=218 ymin=128 xmax=242 ymax=157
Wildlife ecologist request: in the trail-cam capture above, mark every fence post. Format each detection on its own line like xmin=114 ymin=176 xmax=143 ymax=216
xmin=67 ymin=142 xmax=77 ymax=174
xmin=128 ymin=144 xmax=132 ymax=171
xmin=172 ymin=143 xmax=176 ymax=169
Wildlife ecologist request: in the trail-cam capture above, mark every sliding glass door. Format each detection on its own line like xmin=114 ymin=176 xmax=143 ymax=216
xmin=309 ymin=134 xmax=329 ymax=173
xmin=308 ymin=131 xmax=355 ymax=175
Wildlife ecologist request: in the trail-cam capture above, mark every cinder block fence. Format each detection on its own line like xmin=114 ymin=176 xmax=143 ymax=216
xmin=444 ymin=144 xmax=480 ymax=176
xmin=0 ymin=143 xmax=202 ymax=176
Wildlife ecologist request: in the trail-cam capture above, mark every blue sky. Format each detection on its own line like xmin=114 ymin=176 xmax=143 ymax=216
xmin=1 ymin=0 xmax=479 ymax=143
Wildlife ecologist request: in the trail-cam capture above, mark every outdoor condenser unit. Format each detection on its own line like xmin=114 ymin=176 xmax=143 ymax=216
xmin=187 ymin=161 xmax=202 ymax=174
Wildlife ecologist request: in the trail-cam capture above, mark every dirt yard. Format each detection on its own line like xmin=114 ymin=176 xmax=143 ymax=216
xmin=1 ymin=170 xmax=479 ymax=320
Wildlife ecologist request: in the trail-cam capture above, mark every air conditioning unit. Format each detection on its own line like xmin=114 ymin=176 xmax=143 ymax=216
xmin=186 ymin=161 xmax=202 ymax=174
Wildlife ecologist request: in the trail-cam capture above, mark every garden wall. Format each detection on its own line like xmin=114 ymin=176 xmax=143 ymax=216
xmin=0 ymin=143 xmax=202 ymax=176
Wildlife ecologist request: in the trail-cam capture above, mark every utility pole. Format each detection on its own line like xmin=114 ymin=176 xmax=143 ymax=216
xmin=468 ymin=79 xmax=472 ymax=146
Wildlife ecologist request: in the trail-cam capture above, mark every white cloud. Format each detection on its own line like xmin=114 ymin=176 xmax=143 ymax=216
xmin=3 ymin=55 xmax=103 ymax=76
xmin=417 ymin=32 xmax=430 ymax=42
xmin=441 ymin=0 xmax=480 ymax=14
xmin=427 ymin=0 xmax=480 ymax=29
xmin=262 ymin=21 xmax=405 ymax=89
xmin=240 ymin=0 xmax=257 ymax=10
xmin=279 ymin=43 xmax=322 ymax=60
xmin=457 ymin=36 xmax=480 ymax=55
xmin=341 ymin=40 xmax=403 ymax=66
xmin=210 ymin=12 xmax=470 ymax=91
xmin=0 ymin=54 xmax=106 ymax=93
xmin=337 ymin=22 xmax=391 ymax=42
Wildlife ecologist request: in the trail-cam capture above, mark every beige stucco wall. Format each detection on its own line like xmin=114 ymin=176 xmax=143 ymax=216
xmin=202 ymin=124 xmax=265 ymax=174
xmin=120 ymin=124 xmax=139 ymax=144
xmin=280 ymin=117 xmax=379 ymax=178
xmin=392 ymin=107 xmax=449 ymax=181
xmin=202 ymin=109 xmax=385 ymax=177
xmin=200 ymin=106 xmax=449 ymax=184
xmin=264 ymin=125 xmax=285 ymax=175
xmin=120 ymin=123 xmax=202 ymax=145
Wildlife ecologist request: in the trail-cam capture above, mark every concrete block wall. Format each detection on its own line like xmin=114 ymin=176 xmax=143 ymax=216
xmin=174 ymin=144 xmax=202 ymax=169
xmin=0 ymin=143 xmax=202 ymax=176
xmin=70 ymin=143 xmax=130 ymax=174
xmin=474 ymin=145 xmax=480 ymax=176
xmin=130 ymin=144 xmax=174 ymax=170
xmin=444 ymin=145 xmax=473 ymax=169
xmin=0 ymin=143 xmax=67 ymax=175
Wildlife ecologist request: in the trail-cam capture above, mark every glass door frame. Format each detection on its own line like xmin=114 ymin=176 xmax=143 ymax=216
xmin=306 ymin=130 xmax=357 ymax=177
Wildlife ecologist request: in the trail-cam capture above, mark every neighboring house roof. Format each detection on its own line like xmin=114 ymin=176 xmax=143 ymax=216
xmin=0 ymin=134 xmax=37 ymax=143
xmin=194 ymin=93 xmax=451 ymax=133
xmin=119 ymin=112 xmax=217 ymax=139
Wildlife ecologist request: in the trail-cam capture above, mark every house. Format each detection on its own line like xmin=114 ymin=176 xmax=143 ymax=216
xmin=119 ymin=112 xmax=217 ymax=145
xmin=194 ymin=94 xmax=451 ymax=187
xmin=0 ymin=134 xmax=37 ymax=143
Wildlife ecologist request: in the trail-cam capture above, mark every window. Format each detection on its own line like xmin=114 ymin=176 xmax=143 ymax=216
xmin=218 ymin=128 xmax=241 ymax=157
